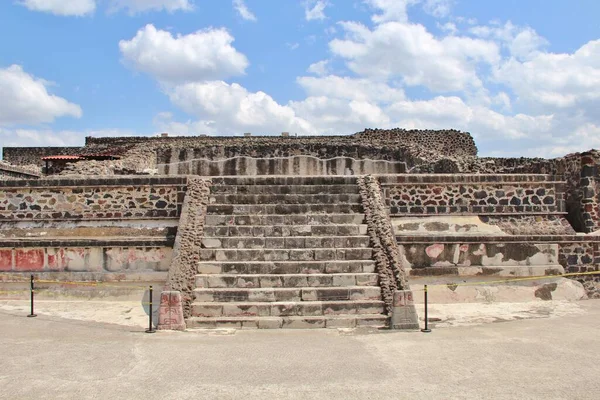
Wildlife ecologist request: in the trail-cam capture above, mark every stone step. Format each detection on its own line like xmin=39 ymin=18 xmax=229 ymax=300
xmin=206 ymin=204 xmax=363 ymax=215
xmin=186 ymin=314 xmax=388 ymax=329
xmin=195 ymin=273 xmax=379 ymax=288
xmin=210 ymin=184 xmax=360 ymax=195
xmin=199 ymin=248 xmax=373 ymax=262
xmin=197 ymin=260 xmax=376 ymax=275
xmin=204 ymin=224 xmax=368 ymax=237
xmin=201 ymin=236 xmax=370 ymax=249
xmin=209 ymin=193 xmax=361 ymax=205
xmin=191 ymin=300 xmax=385 ymax=317
xmin=205 ymin=214 xmax=366 ymax=226
xmin=210 ymin=176 xmax=358 ymax=186
xmin=192 ymin=286 xmax=382 ymax=302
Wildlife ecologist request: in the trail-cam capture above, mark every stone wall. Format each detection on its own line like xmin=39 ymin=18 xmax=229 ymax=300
xmin=2 ymin=147 xmax=84 ymax=167
xmin=165 ymin=176 xmax=212 ymax=317
xmin=578 ymin=152 xmax=600 ymax=233
xmin=0 ymin=176 xmax=186 ymax=220
xmin=0 ymin=245 xmax=172 ymax=273
xmin=354 ymin=128 xmax=477 ymax=157
xmin=0 ymin=164 xmax=40 ymax=180
xmin=159 ymin=155 xmax=406 ymax=176
xmin=358 ymin=175 xmax=408 ymax=314
xmin=380 ymin=174 xmax=565 ymax=216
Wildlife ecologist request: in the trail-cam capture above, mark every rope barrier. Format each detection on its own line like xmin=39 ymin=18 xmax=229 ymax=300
xmin=416 ymin=270 xmax=600 ymax=291
xmin=35 ymin=280 xmax=148 ymax=290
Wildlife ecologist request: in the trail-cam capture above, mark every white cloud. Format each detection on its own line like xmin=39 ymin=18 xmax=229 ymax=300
xmin=423 ymin=0 xmax=454 ymax=18
xmin=233 ymin=0 xmax=257 ymax=21
xmin=305 ymin=0 xmax=328 ymax=21
xmin=291 ymin=96 xmax=390 ymax=134
xmin=0 ymin=65 xmax=82 ymax=126
xmin=297 ymin=75 xmax=405 ymax=103
xmin=166 ymin=81 xmax=315 ymax=135
xmin=438 ymin=22 xmax=457 ymax=35
xmin=0 ymin=128 xmax=137 ymax=148
xmin=329 ymin=21 xmax=499 ymax=92
xmin=307 ymin=60 xmax=330 ymax=76
xmin=469 ymin=21 xmax=548 ymax=60
xmin=108 ymin=0 xmax=193 ymax=14
xmin=364 ymin=0 xmax=419 ymax=23
xmin=494 ymin=39 xmax=600 ymax=110
xmin=386 ymin=96 xmax=553 ymax=140
xmin=18 ymin=0 xmax=96 ymax=16
xmin=119 ymin=24 xmax=249 ymax=84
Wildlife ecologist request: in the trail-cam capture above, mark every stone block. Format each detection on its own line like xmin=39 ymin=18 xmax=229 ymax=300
xmin=289 ymin=249 xmax=314 ymax=261
xmin=264 ymin=250 xmax=289 ymax=261
xmin=325 ymin=317 xmax=356 ymax=329
xmin=235 ymin=276 xmax=260 ymax=288
xmin=282 ymin=317 xmax=326 ymax=329
xmin=248 ymin=289 xmax=276 ymax=302
xmin=285 ymin=238 xmax=306 ymax=248
xmin=195 ymin=276 xmax=208 ymax=288
xmin=332 ymin=274 xmax=357 ymax=287
xmin=260 ymin=276 xmax=283 ymax=288
xmin=314 ymin=249 xmax=336 ymax=260
xmin=356 ymin=273 xmax=379 ymax=286
xmin=222 ymin=304 xmax=262 ymax=317
xmin=202 ymin=238 xmax=222 ymax=248
xmin=301 ymin=288 xmax=318 ymax=301
xmin=308 ymin=275 xmax=332 ymax=287
xmin=215 ymin=249 xmax=236 ymax=261
xmin=282 ymin=275 xmax=308 ymax=287
xmin=258 ymin=317 xmax=283 ymax=329
xmin=274 ymin=288 xmax=301 ymax=301
xmin=322 ymin=302 xmax=356 ymax=315
xmin=265 ymin=238 xmax=285 ymax=249
xmin=158 ymin=291 xmax=186 ymax=331
xmin=207 ymin=275 xmax=236 ymax=288
xmin=390 ymin=290 xmax=420 ymax=330
xmin=291 ymin=225 xmax=312 ymax=236
xmin=312 ymin=226 xmax=337 ymax=235
xmin=199 ymin=249 xmax=216 ymax=261
xmin=192 ymin=304 xmax=223 ymax=317
xmin=197 ymin=263 xmax=223 ymax=274
xmin=271 ymin=303 xmax=298 ymax=316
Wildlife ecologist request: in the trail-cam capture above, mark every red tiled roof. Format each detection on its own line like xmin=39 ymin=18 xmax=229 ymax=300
xmin=41 ymin=155 xmax=84 ymax=161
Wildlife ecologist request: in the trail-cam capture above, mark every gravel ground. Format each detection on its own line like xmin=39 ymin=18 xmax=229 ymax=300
xmin=0 ymin=299 xmax=599 ymax=399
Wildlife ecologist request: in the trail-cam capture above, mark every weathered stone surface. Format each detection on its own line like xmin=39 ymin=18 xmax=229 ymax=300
xmin=157 ymin=291 xmax=186 ymax=331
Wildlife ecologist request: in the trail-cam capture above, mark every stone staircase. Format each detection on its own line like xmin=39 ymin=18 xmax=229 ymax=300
xmin=188 ymin=176 xmax=388 ymax=329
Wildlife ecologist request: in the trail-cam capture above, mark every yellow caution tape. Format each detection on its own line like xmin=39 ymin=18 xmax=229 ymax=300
xmin=35 ymin=280 xmax=149 ymax=290
xmin=420 ymin=270 xmax=600 ymax=290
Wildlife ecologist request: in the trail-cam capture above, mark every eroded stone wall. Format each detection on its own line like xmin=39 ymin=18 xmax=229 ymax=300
xmin=358 ymin=175 xmax=408 ymax=314
xmin=381 ymin=175 xmax=564 ymax=215
xmin=0 ymin=177 xmax=186 ymax=220
xmin=0 ymin=246 xmax=172 ymax=273
xmin=159 ymin=155 xmax=406 ymax=176
xmin=2 ymin=147 xmax=84 ymax=167
xmin=165 ymin=176 xmax=212 ymax=317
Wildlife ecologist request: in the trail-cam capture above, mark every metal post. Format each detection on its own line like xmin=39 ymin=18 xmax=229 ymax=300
xmin=145 ymin=285 xmax=156 ymax=333
xmin=27 ymin=274 xmax=37 ymax=318
xmin=421 ymin=285 xmax=431 ymax=333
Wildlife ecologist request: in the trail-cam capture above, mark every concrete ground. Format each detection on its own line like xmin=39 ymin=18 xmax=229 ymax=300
xmin=1 ymin=300 xmax=599 ymax=399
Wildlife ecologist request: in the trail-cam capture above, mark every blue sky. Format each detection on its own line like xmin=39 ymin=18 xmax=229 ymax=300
xmin=1 ymin=0 xmax=599 ymax=157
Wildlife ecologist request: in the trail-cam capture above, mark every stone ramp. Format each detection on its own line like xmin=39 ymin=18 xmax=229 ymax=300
xmin=189 ymin=176 xmax=388 ymax=329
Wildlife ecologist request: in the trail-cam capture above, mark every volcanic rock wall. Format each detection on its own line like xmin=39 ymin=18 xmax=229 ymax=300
xmin=0 ymin=176 xmax=187 ymax=285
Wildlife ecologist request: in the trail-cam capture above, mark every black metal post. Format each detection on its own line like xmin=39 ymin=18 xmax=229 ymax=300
xmin=421 ymin=285 xmax=431 ymax=333
xmin=145 ymin=285 xmax=156 ymax=333
xmin=27 ymin=274 xmax=37 ymax=318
